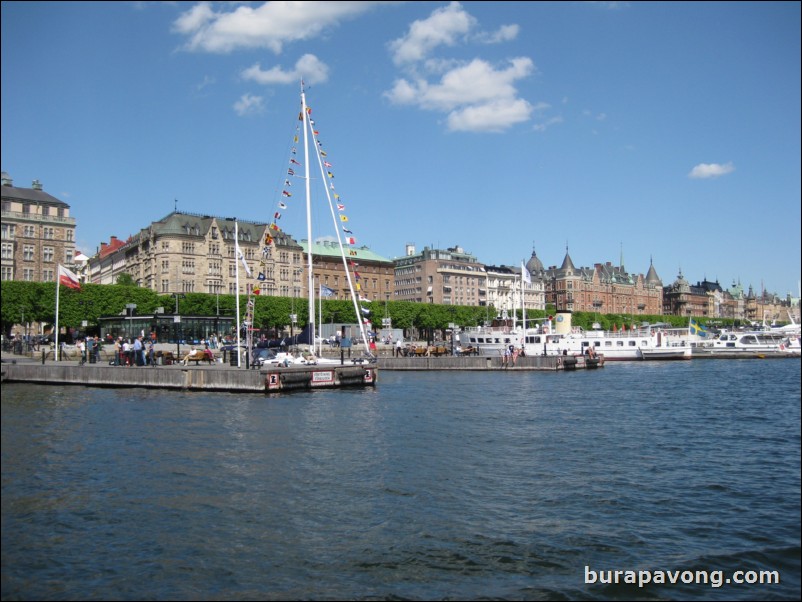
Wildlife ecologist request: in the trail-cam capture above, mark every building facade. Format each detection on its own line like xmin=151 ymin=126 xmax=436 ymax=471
xmin=87 ymin=211 xmax=304 ymax=298
xmin=300 ymin=239 xmax=394 ymax=303
xmin=394 ymin=244 xmax=487 ymax=305
xmin=1 ymin=173 xmax=77 ymax=283
xmin=544 ymin=250 xmax=663 ymax=317
xmin=485 ymin=256 xmax=546 ymax=313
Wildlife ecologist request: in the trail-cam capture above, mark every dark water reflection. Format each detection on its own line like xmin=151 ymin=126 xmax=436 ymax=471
xmin=2 ymin=360 xmax=800 ymax=600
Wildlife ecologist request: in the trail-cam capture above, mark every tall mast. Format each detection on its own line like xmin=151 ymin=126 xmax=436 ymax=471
xmin=301 ymin=84 xmax=315 ymax=345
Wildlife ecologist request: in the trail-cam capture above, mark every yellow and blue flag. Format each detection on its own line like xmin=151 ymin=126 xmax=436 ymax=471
xmin=689 ymin=318 xmax=708 ymax=337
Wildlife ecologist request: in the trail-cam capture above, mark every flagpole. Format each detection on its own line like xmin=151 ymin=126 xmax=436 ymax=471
xmin=54 ymin=266 xmax=61 ymax=361
xmin=235 ymin=220 xmax=241 ymax=367
xmin=301 ymin=84 xmax=315 ymax=349
xmin=318 ymin=280 xmax=323 ymax=356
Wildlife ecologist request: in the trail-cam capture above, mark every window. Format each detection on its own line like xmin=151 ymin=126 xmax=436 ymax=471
xmin=23 ymin=245 xmax=34 ymax=261
xmin=43 ymin=247 xmax=54 ymax=262
xmin=1 ymin=243 xmax=12 ymax=259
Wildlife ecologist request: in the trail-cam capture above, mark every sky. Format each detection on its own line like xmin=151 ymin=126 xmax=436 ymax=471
xmin=2 ymin=1 xmax=800 ymax=297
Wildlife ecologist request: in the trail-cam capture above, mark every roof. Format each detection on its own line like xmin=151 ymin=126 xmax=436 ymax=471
xmin=300 ymin=239 xmax=392 ymax=263
xmin=1 ymin=183 xmax=70 ymax=208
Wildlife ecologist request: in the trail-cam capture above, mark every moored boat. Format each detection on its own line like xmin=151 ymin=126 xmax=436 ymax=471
xmin=690 ymin=329 xmax=798 ymax=358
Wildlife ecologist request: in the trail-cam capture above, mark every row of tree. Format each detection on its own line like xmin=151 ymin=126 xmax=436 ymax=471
xmin=1 ymin=280 xmax=707 ymax=341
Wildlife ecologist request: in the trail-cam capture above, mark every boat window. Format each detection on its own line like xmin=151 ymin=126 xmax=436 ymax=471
xmin=604 ymin=341 xmax=612 ymax=346
xmin=628 ymin=341 xmax=636 ymax=346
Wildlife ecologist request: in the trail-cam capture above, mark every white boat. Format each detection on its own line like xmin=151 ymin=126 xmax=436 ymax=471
xmin=460 ymin=311 xmax=693 ymax=362
xmin=690 ymin=329 xmax=798 ymax=357
xmin=458 ymin=311 xmax=524 ymax=356
xmin=522 ymin=313 xmax=692 ymax=361
xmin=640 ymin=346 xmax=692 ymax=360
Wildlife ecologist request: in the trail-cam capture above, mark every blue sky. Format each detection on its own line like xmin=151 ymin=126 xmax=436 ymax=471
xmin=2 ymin=1 xmax=800 ymax=297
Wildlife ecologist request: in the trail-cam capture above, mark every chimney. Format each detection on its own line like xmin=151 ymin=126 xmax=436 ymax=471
xmin=1 ymin=172 xmax=12 ymax=187
xmin=32 ymin=179 xmax=43 ymax=190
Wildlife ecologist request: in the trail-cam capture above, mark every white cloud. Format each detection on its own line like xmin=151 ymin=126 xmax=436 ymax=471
xmin=241 ymin=54 xmax=330 ymax=85
xmin=475 ymin=24 xmax=520 ymax=44
xmin=389 ymin=1 xmax=476 ymax=65
xmin=448 ymin=98 xmax=533 ymax=133
xmin=688 ymin=162 xmax=735 ymax=179
xmin=385 ymin=57 xmax=535 ymax=132
xmin=233 ymin=93 xmax=265 ymax=116
xmin=174 ymin=1 xmax=386 ymax=54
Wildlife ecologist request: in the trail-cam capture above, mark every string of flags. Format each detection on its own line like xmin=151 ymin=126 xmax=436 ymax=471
xmin=253 ymin=97 xmax=368 ymax=317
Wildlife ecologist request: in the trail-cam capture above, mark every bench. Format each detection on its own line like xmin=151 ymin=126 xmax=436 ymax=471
xmin=181 ymin=350 xmax=215 ymax=365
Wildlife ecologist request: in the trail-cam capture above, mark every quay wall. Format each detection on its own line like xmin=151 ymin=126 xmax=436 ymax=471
xmin=2 ymin=363 xmax=267 ymax=392
xmin=377 ymin=355 xmax=579 ymax=370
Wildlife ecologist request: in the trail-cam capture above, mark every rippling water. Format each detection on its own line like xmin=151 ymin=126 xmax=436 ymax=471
xmin=2 ymin=360 xmax=800 ymax=600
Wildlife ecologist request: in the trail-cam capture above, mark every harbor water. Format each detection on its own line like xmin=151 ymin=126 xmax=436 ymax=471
xmin=2 ymin=360 xmax=800 ymax=600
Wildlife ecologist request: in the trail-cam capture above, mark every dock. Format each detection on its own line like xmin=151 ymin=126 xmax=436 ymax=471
xmin=1 ymin=358 xmax=377 ymax=393
xmin=1 ymin=346 xmax=600 ymax=394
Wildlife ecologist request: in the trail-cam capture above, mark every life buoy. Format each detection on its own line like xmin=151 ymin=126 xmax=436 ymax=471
xmin=556 ymin=356 xmax=562 ymax=367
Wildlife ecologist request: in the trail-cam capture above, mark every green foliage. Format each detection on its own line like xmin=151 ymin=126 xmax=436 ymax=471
xmin=115 ymin=273 xmax=135 ymax=286
xmin=1 ymin=280 xmax=714 ymax=339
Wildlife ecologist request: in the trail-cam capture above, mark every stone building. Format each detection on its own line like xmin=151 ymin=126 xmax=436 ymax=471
xmin=87 ymin=211 xmax=304 ymax=298
xmin=1 ymin=172 xmax=77 ymax=283
xmin=394 ymin=244 xmax=487 ymax=305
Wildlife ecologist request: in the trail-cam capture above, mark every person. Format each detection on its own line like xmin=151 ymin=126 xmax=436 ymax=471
xmin=395 ymin=338 xmax=403 ymax=357
xmin=369 ymin=338 xmax=377 ymax=354
xmin=114 ymin=337 xmax=123 ymax=366
xmin=122 ymin=339 xmax=131 ymax=366
xmin=133 ymin=336 xmax=144 ymax=366
xmin=77 ymin=338 xmax=85 ymax=365
xmin=502 ymin=346 xmax=510 ymax=368
xmin=511 ymin=345 xmax=519 ymax=367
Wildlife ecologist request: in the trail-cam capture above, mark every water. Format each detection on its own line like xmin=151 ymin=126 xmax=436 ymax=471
xmin=2 ymin=360 xmax=800 ymax=601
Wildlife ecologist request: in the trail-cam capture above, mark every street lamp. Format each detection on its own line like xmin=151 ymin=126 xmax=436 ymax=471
xmin=171 ymin=294 xmax=185 ymax=359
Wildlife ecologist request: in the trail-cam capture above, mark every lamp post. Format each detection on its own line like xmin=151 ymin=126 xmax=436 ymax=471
xmin=171 ymin=294 xmax=185 ymax=359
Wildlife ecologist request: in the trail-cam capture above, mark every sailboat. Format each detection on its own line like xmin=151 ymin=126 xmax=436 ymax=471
xmin=265 ymin=83 xmax=374 ymax=361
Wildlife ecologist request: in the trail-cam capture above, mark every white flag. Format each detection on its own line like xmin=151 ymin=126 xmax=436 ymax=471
xmin=521 ymin=261 xmax=531 ymax=285
xmin=236 ymin=240 xmax=252 ymax=277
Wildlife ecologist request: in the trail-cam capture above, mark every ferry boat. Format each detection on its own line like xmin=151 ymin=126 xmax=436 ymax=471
xmin=460 ymin=311 xmax=691 ymax=361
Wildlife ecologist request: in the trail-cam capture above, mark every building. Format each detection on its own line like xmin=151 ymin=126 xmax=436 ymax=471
xmin=299 ymin=239 xmax=394 ymax=303
xmin=87 ymin=211 xmax=304 ymax=297
xmin=662 ymin=270 xmax=710 ymax=316
xmin=394 ymin=244 xmax=487 ymax=305
xmin=544 ymin=249 xmax=663 ymax=316
xmin=485 ymin=251 xmax=547 ymax=314
xmin=1 ymin=172 xmax=77 ymax=283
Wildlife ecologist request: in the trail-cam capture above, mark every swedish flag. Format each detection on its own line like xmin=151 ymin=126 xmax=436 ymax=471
xmin=689 ymin=318 xmax=708 ymax=337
